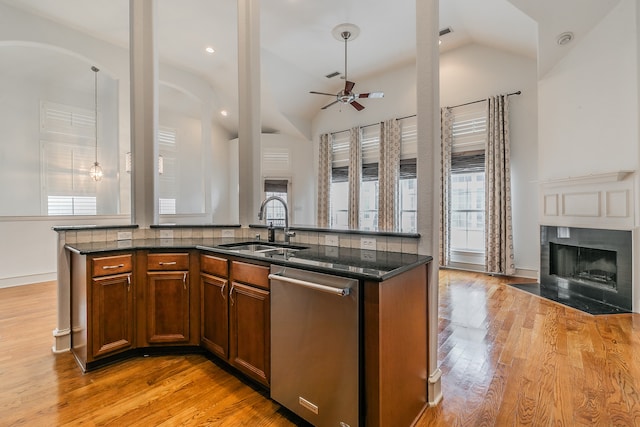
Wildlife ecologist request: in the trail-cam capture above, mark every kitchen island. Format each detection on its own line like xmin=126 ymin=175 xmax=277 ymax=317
xmin=63 ymin=236 xmax=432 ymax=427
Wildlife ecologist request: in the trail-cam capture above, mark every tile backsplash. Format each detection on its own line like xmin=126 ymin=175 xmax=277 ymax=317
xmin=61 ymin=226 xmax=419 ymax=254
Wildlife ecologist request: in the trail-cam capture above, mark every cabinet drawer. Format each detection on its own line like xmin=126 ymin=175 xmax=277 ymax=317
xmin=92 ymin=254 xmax=133 ymax=277
xmin=147 ymin=253 xmax=190 ymax=271
xmin=201 ymin=254 xmax=228 ymax=278
xmin=231 ymin=261 xmax=269 ymax=290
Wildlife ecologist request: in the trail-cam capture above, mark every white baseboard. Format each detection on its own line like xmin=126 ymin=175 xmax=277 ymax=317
xmin=0 ymin=272 xmax=56 ymax=288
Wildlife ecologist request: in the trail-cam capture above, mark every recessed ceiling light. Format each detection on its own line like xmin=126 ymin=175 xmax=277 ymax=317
xmin=205 ymin=46 xmax=215 ymax=54
xmin=557 ymin=32 xmax=574 ymax=46
xmin=220 ymin=110 xmax=228 ymax=117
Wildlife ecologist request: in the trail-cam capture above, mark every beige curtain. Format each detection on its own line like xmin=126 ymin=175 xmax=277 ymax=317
xmin=485 ymin=95 xmax=515 ymax=275
xmin=378 ymin=119 xmax=401 ymax=231
xmin=348 ymin=127 xmax=361 ymax=229
xmin=439 ymin=108 xmax=453 ymax=267
xmin=317 ymin=133 xmax=331 ymax=227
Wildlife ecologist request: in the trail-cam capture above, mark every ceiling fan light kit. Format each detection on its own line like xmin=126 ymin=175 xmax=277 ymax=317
xmin=310 ymin=23 xmax=384 ymax=112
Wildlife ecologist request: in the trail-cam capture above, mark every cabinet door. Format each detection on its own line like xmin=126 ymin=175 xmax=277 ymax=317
xmin=146 ymin=271 xmax=190 ymax=343
xmin=229 ymin=282 xmax=270 ymax=386
xmin=200 ymin=273 xmax=229 ymax=359
xmin=91 ymin=273 xmax=134 ymax=359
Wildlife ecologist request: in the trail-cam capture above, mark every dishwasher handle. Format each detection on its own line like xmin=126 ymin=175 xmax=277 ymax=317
xmin=268 ymin=273 xmax=351 ymax=297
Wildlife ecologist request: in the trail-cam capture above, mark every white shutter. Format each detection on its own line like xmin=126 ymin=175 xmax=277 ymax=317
xmin=400 ymin=116 xmax=417 ymax=159
xmin=331 ymin=131 xmax=350 ymax=168
xmin=262 ymin=148 xmax=290 ymax=173
xmin=451 ymin=102 xmax=487 ymax=153
xmin=361 ymin=125 xmax=380 ymax=165
xmin=40 ymin=101 xmax=94 ymax=138
xmin=158 ymin=126 xmax=177 ymax=210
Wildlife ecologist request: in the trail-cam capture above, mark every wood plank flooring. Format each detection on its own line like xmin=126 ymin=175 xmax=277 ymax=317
xmin=2 ymin=271 xmax=640 ymax=426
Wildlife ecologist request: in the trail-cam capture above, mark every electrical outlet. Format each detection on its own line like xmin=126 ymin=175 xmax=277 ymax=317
xmin=324 ymin=234 xmax=339 ymax=247
xmin=221 ymin=229 xmax=235 ymax=238
xmin=159 ymin=229 xmax=173 ymax=239
xmin=361 ymin=237 xmax=376 ymax=251
xmin=117 ymin=231 xmax=132 ymax=241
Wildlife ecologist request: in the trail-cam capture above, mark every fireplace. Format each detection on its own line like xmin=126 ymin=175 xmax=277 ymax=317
xmin=540 ymin=226 xmax=632 ymax=311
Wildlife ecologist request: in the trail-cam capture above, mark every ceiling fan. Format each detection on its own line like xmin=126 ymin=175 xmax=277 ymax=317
xmin=310 ymin=24 xmax=384 ymax=111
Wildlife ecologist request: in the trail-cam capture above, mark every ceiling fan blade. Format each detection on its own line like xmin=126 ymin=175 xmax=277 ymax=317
xmin=321 ymin=100 xmax=340 ymax=110
xmin=358 ymin=92 xmax=384 ymax=99
xmin=344 ymin=80 xmax=355 ymax=93
xmin=350 ymin=101 xmax=365 ymax=111
xmin=310 ymin=91 xmax=337 ymax=96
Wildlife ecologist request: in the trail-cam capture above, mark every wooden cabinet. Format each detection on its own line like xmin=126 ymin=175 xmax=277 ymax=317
xmin=71 ymin=252 xmax=134 ymax=371
xmin=201 ymin=256 xmax=270 ymax=386
xmin=143 ymin=252 xmax=192 ymax=345
xmin=200 ymin=254 xmax=229 ymax=358
xmin=229 ymin=261 xmax=270 ymax=386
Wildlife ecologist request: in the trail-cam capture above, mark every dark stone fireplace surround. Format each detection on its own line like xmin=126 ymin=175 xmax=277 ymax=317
xmin=540 ymin=225 xmax=632 ymax=312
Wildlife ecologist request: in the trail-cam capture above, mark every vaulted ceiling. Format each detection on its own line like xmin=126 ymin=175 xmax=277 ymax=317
xmin=0 ymin=0 xmax=621 ymax=138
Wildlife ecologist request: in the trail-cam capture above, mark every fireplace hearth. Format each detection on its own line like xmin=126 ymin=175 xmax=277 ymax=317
xmin=540 ymin=226 xmax=632 ymax=312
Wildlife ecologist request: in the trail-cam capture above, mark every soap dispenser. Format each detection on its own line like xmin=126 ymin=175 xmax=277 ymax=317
xmin=268 ymin=222 xmax=275 ymax=242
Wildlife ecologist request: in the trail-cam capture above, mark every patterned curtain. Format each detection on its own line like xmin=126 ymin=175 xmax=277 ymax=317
xmin=439 ymin=108 xmax=453 ymax=267
xmin=348 ymin=127 xmax=361 ymax=229
xmin=378 ymin=119 xmax=401 ymax=231
xmin=317 ymin=133 xmax=331 ymax=227
xmin=485 ymin=95 xmax=515 ymax=275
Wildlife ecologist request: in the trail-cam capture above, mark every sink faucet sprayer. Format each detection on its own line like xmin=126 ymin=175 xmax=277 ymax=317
xmin=257 ymin=196 xmax=295 ymax=244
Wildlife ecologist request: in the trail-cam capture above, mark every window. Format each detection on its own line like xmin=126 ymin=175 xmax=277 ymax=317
xmin=263 ymin=179 xmax=289 ymax=227
xmin=330 ymin=131 xmax=350 ymax=229
xmin=360 ymin=125 xmax=379 ymax=231
xmin=158 ymin=127 xmax=177 ymax=215
xmin=448 ymin=103 xmax=487 ymax=258
xmin=399 ymin=117 xmax=417 ymax=233
xmin=40 ymin=102 xmax=99 ymax=216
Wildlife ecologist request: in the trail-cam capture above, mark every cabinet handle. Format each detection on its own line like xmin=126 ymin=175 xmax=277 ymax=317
xmin=102 ymin=264 xmax=125 ymax=270
xmin=221 ymin=282 xmax=226 ymax=300
xmin=127 ymin=275 xmax=131 ymax=291
xmin=229 ymin=283 xmax=235 ymax=306
xmin=183 ymin=272 xmax=187 ymax=290
xmin=159 ymin=261 xmax=177 ymax=266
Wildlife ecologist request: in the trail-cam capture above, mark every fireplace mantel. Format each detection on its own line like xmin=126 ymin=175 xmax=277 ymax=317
xmin=540 ymin=170 xmax=636 ymax=230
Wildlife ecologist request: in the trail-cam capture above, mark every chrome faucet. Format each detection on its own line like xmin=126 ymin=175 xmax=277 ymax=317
xmin=258 ymin=196 xmax=296 ymax=244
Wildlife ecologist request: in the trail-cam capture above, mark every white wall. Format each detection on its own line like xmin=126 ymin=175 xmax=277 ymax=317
xmin=440 ymin=43 xmax=539 ymax=276
xmin=538 ymin=0 xmax=639 ymax=181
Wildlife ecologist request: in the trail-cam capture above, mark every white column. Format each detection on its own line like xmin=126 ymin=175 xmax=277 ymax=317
xmin=237 ymin=0 xmax=262 ymax=226
xmin=416 ymin=0 xmax=442 ymax=406
xmin=52 ymin=231 xmax=71 ymax=353
xmin=130 ymin=0 xmax=158 ymax=228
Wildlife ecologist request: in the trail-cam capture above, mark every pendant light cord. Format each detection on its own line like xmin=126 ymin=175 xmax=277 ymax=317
xmin=91 ymin=66 xmax=99 ymax=165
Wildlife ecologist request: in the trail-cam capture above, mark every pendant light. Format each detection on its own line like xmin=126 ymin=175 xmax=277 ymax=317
xmin=89 ymin=65 xmax=103 ymax=181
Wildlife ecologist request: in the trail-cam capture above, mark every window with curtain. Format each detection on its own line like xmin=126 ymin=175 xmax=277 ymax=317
xmin=263 ymin=179 xmax=289 ymax=227
xmin=399 ymin=116 xmax=417 ymax=233
xmin=448 ymin=103 xmax=487 ymax=262
xmin=330 ymin=130 xmax=350 ymax=229
xmin=360 ymin=125 xmax=379 ymax=231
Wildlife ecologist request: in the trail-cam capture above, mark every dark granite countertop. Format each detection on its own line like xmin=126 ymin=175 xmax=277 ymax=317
xmin=65 ymin=238 xmax=432 ymax=282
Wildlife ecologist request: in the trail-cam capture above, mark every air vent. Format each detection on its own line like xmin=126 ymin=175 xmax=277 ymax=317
xmin=439 ymin=27 xmax=453 ymax=37
xmin=325 ymin=71 xmax=341 ymax=79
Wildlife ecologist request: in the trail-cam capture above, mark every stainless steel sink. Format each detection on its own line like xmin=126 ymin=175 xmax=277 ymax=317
xmin=217 ymin=241 xmax=307 ymax=255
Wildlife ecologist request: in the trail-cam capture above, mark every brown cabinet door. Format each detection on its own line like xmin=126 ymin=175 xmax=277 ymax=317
xmin=146 ymin=271 xmax=190 ymax=343
xmin=229 ymin=282 xmax=270 ymax=386
xmin=200 ymin=273 xmax=229 ymax=358
xmin=91 ymin=273 xmax=134 ymax=358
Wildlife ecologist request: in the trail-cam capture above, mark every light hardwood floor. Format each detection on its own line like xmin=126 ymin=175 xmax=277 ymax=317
xmin=1 ymin=271 xmax=640 ymax=426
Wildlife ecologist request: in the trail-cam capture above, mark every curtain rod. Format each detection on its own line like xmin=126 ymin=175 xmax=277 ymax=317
xmin=448 ymin=90 xmax=521 ymax=109
xmin=327 ymin=90 xmax=521 ymax=136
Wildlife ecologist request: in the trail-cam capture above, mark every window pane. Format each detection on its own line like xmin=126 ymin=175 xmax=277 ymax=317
xmin=264 ymin=191 xmax=287 ymax=227
xmin=450 ymin=171 xmax=485 ymax=252
xmin=399 ymin=178 xmax=417 ymax=233
xmin=359 ymin=180 xmax=378 ymax=231
xmin=330 ymin=181 xmax=349 ymax=229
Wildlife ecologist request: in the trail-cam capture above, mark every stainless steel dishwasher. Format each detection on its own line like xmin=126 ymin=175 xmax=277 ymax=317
xmin=269 ymin=265 xmax=360 ymax=427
